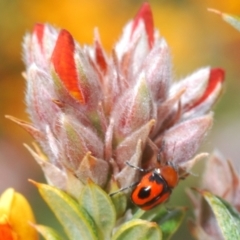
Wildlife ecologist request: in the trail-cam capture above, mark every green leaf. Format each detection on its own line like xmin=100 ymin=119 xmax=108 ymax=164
xmin=209 ymin=9 xmax=240 ymax=32
xmin=202 ymin=190 xmax=240 ymax=240
xmin=33 ymin=224 xmax=64 ymax=240
xmin=112 ymin=219 xmax=162 ymax=240
xmin=222 ymin=13 xmax=240 ymax=32
xmin=132 ymin=205 xmax=186 ymax=239
xmin=34 ymin=181 xmax=98 ymax=240
xmin=78 ymin=181 xmax=116 ymax=240
xmin=219 ymin=197 xmax=240 ymax=221
xmin=159 ymin=207 xmax=186 ymax=240
xmin=108 ymin=174 xmax=128 ymax=218
xmin=110 ymin=188 xmax=127 ymax=218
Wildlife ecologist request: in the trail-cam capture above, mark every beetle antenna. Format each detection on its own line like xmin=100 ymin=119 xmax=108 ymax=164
xmin=126 ymin=161 xmax=149 ymax=172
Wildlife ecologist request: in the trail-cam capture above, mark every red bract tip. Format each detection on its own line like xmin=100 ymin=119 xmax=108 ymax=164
xmin=33 ymin=23 xmax=44 ymax=49
xmin=51 ymin=29 xmax=85 ymax=103
xmin=132 ymin=2 xmax=154 ymax=48
xmin=95 ymin=40 xmax=107 ymax=74
xmin=189 ymin=68 xmax=225 ymax=110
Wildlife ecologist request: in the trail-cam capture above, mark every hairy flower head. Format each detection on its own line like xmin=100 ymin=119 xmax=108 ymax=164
xmin=8 ymin=3 xmax=224 ymax=199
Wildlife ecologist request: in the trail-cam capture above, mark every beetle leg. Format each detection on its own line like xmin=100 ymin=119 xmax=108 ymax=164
xmin=109 ymin=182 xmax=139 ymax=196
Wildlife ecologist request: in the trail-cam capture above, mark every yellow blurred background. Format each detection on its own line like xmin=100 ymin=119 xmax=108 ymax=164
xmin=1 ymin=0 xmax=240 ymax=238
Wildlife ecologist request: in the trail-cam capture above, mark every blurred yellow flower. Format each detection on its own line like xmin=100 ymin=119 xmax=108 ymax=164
xmin=0 ymin=188 xmax=38 ymax=240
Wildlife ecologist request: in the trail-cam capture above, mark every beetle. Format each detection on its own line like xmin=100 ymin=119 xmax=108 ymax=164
xmin=125 ymin=161 xmax=179 ymax=210
xmin=110 ymin=146 xmax=180 ymax=210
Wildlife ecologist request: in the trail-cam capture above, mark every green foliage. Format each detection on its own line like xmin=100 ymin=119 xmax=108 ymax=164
xmin=35 ymin=181 xmax=187 ymax=240
xmin=202 ymin=190 xmax=240 ymax=240
xmin=112 ymin=219 xmax=162 ymax=240
xmin=222 ymin=13 xmax=240 ymax=32
xmin=78 ymin=180 xmax=116 ymax=240
xmin=36 ymin=182 xmax=98 ymax=240
xmin=209 ymin=9 xmax=240 ymax=32
xmin=133 ymin=206 xmax=186 ymax=239
xmin=34 ymin=225 xmax=63 ymax=240
xmin=111 ymin=191 xmax=128 ymax=219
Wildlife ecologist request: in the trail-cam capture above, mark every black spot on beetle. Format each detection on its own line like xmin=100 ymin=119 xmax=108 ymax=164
xmin=138 ymin=186 xmax=151 ymax=199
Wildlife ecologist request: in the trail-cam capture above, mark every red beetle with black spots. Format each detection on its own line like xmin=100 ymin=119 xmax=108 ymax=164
xmin=125 ymin=160 xmax=179 ymax=210
xmin=110 ymin=147 xmax=181 ymax=210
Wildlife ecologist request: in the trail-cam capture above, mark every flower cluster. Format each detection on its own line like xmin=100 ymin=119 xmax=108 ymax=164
xmin=8 ymin=3 xmax=224 ymax=200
